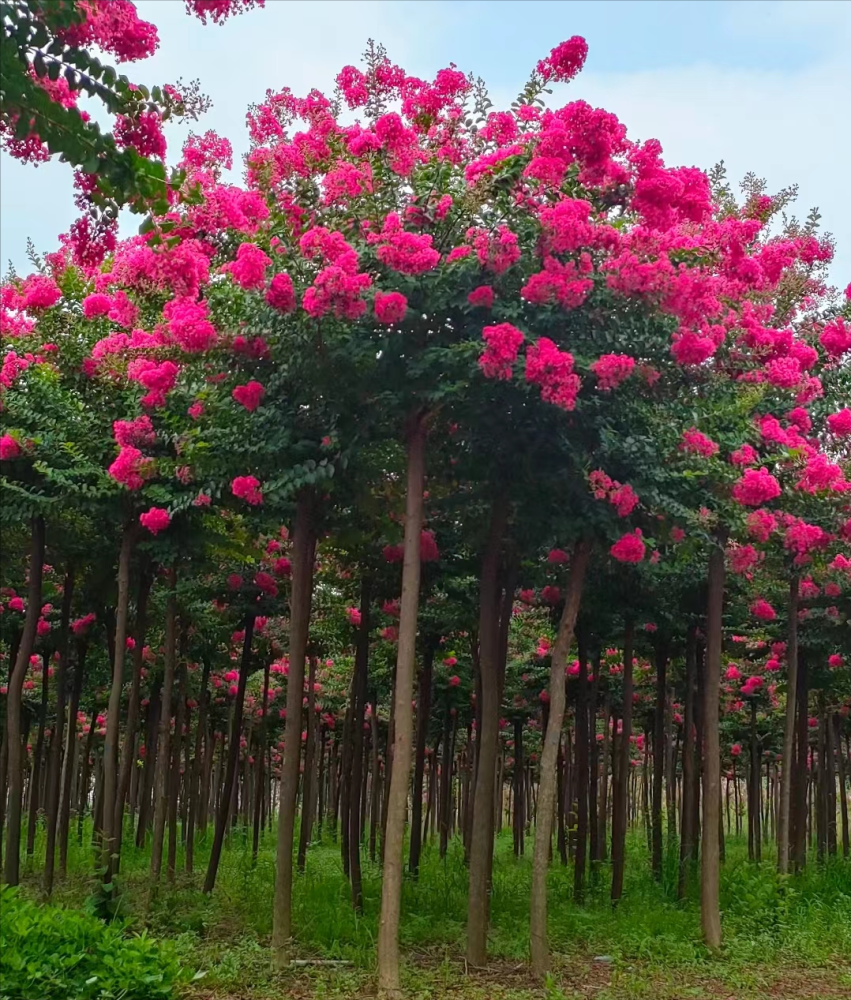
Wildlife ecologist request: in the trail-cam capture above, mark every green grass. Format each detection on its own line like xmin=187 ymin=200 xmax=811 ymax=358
xmin=16 ymin=820 xmax=851 ymax=999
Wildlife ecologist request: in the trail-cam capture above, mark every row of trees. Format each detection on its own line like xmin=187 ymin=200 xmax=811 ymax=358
xmin=1 ymin=4 xmax=849 ymax=996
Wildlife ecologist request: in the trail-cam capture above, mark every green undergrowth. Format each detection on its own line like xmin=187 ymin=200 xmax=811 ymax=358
xmin=14 ymin=822 xmax=851 ymax=998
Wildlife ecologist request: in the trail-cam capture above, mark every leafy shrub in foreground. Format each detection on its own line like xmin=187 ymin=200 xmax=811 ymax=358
xmin=0 ymin=886 xmax=183 ymax=1000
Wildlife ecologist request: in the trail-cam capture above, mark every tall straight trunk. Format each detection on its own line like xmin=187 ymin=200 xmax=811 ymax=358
xmin=598 ymin=693 xmax=611 ymax=863
xmin=589 ymin=662 xmax=601 ymax=866
xmin=777 ymin=573 xmax=799 ymax=874
xmin=114 ymin=567 xmax=152 ymax=870
xmin=187 ymin=659 xmax=211 ymax=871
xmin=825 ymin=698 xmax=837 ymax=856
xmin=78 ymin=702 xmax=98 ymax=845
xmin=369 ymin=705 xmax=381 ymax=862
xmin=59 ymin=640 xmax=86 ymax=876
xmin=652 ymin=644 xmax=667 ymax=881
xmin=298 ymin=655 xmax=319 ymax=870
xmin=4 ymin=515 xmax=45 ymax=886
xmin=678 ymin=624 xmax=698 ymax=898
xmin=466 ymin=497 xmax=508 ymax=966
xmin=316 ymin=725 xmax=326 ymax=840
xmin=529 ymin=540 xmax=590 ymax=978
xmin=377 ymin=414 xmax=427 ymax=998
xmin=792 ymin=653 xmax=809 ymax=871
xmin=168 ymin=657 xmax=186 ymax=882
xmin=573 ymin=642 xmax=589 ymax=902
xmin=151 ymin=568 xmax=177 ymax=884
xmin=440 ymin=702 xmax=453 ymax=858
xmin=204 ymin=613 xmax=254 ymax=892
xmin=750 ymin=699 xmax=762 ymax=862
xmin=136 ymin=678 xmax=161 ymax=848
xmin=835 ymin=719 xmax=849 ymax=858
xmin=701 ymin=540 xmax=725 ymax=949
xmin=101 ymin=526 xmax=134 ymax=883
xmin=611 ymin=620 xmax=635 ymax=907
xmin=380 ymin=672 xmax=397 ymax=864
xmin=252 ymin=658 xmax=270 ymax=863
xmin=272 ymin=492 xmax=316 ymax=965
xmin=665 ymin=681 xmax=676 ymax=846
xmin=26 ymin=655 xmax=50 ymax=859
xmin=409 ymin=640 xmax=433 ymax=877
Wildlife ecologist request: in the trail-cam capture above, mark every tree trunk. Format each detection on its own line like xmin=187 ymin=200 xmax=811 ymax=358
xmin=58 ymin=639 xmax=86 ymax=877
xmin=377 ymin=414 xmax=427 ymax=998
xmin=611 ymin=620 xmax=635 ymax=907
xmin=4 ymin=515 xmax=45 ymax=886
xmin=466 ymin=497 xmax=508 ymax=966
xmin=652 ymin=644 xmax=667 ymax=881
xmin=369 ymin=696 xmax=381 ymax=862
xmin=678 ymin=624 xmax=697 ymax=898
xmin=272 ymin=491 xmax=316 ymax=965
xmin=204 ymin=613 xmax=255 ymax=892
xmin=113 ymin=567 xmax=152 ymax=871
xmin=187 ymin=659 xmax=211 ymax=871
xmin=529 ymin=540 xmax=590 ymax=978
xmin=298 ymin=655 xmax=318 ymax=870
xmin=409 ymin=641 xmax=434 ymax=878
xmin=168 ymin=656 xmax=186 ymax=882
xmin=251 ymin=658 xmax=270 ymax=863
xmin=101 ymin=526 xmax=134 ymax=884
xmin=777 ymin=573 xmax=799 ymax=874
xmin=150 ymin=568 xmax=177 ymax=884
xmin=835 ymin=718 xmax=849 ymax=859
xmin=573 ymin=640 xmax=589 ymax=902
xmin=701 ymin=539 xmax=725 ymax=949
xmin=26 ymin=654 xmax=50 ymax=860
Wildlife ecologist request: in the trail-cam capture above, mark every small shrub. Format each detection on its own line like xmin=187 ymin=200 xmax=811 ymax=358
xmin=0 ymin=886 xmax=184 ymax=1000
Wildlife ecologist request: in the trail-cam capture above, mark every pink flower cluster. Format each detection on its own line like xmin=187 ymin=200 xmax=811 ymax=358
xmin=536 ymin=36 xmax=589 ymax=83
xmin=680 ymin=427 xmax=719 ymax=458
xmin=231 ymin=475 xmax=263 ymax=505
xmin=266 ymin=272 xmax=296 ymax=313
xmin=221 ymin=242 xmax=272 ymax=290
xmin=113 ymin=415 xmax=155 ymax=448
xmin=727 ymin=543 xmax=761 ymax=575
xmin=232 ymin=380 xmax=265 ymax=411
xmin=525 ymin=337 xmax=581 ymax=410
xmin=588 ymin=470 xmax=639 ymax=517
xmin=140 ymin=507 xmax=171 ymax=535
xmin=371 ymin=213 xmax=440 ymax=275
xmin=479 ymin=323 xmax=524 ymax=380
xmin=127 ymin=358 xmax=179 ymax=408
xmin=590 ymin=353 xmax=635 ymax=391
xmin=610 ymin=529 xmax=645 ymax=564
xmin=750 ymin=598 xmax=776 ymax=622
xmin=731 ymin=468 xmax=781 ymax=507
xmin=827 ymin=408 xmax=851 ymax=437
xmin=374 ymin=291 xmax=407 ymax=324
xmin=163 ymin=298 xmax=217 ymax=353
xmin=521 ymin=257 xmax=593 ymax=310
xmin=108 ymin=446 xmax=151 ymax=490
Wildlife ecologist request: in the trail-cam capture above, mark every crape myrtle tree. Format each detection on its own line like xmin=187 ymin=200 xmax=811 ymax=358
xmin=2 ymin=14 xmax=850 ymax=996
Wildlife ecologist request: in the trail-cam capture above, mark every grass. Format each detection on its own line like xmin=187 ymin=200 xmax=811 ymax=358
xmin=16 ymin=820 xmax=851 ymax=999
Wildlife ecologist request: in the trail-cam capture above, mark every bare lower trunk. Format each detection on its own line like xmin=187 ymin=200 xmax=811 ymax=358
xmin=150 ymin=568 xmax=177 ymax=884
xmin=377 ymin=415 xmax=427 ymax=998
xmin=102 ymin=527 xmax=135 ymax=883
xmin=204 ymin=614 xmax=255 ymax=893
xmin=409 ymin=642 xmax=434 ymax=878
xmin=777 ymin=573 xmax=799 ymax=874
xmin=4 ymin=515 xmax=45 ymax=886
xmin=114 ymin=567 xmax=152 ymax=871
xmin=529 ymin=540 xmax=590 ymax=978
xmin=271 ymin=492 xmax=316 ymax=966
xmin=466 ymin=497 xmax=509 ymax=966
xmin=701 ymin=539 xmax=725 ymax=949
xmin=349 ymin=582 xmax=370 ymax=909
xmin=59 ymin=640 xmax=86 ymax=876
xmin=573 ymin=640 xmax=589 ymax=902
xmin=611 ymin=620 xmax=635 ymax=907
xmin=651 ymin=644 xmax=667 ymax=881
xmin=297 ymin=655 xmax=318 ymax=871
xmin=678 ymin=624 xmax=697 ymax=898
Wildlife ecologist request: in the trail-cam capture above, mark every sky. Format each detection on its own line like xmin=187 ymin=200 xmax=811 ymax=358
xmin=1 ymin=0 xmax=848 ymax=286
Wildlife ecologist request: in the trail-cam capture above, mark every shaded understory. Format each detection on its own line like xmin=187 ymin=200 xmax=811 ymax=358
xmin=14 ymin=823 xmax=851 ymax=1000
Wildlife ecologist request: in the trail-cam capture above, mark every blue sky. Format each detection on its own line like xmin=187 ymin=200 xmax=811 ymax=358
xmin=1 ymin=0 xmax=848 ymax=287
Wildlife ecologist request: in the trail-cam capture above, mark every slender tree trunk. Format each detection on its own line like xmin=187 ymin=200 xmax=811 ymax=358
xmin=678 ymin=624 xmax=697 ymax=898
xmin=136 ymin=678 xmax=160 ymax=848
xmin=573 ymin=641 xmax=589 ymax=902
xmin=409 ymin=640 xmax=433 ymax=878
xmin=298 ymin=655 xmax=319 ymax=872
xmin=589 ymin=662 xmax=600 ymax=867
xmin=778 ymin=573 xmax=799 ymax=874
xmin=835 ymin=718 xmax=849 ymax=858
xmin=792 ymin=652 xmax=810 ymax=871
xmin=26 ymin=655 xmax=50 ymax=860
xmin=204 ymin=614 xmax=255 ymax=892
xmin=369 ymin=704 xmax=380 ymax=861
xmin=466 ymin=497 xmax=508 ymax=966
xmin=272 ymin=492 xmax=316 ymax=966
xmin=168 ymin=656 xmax=186 ymax=882
xmin=529 ymin=540 xmax=590 ymax=978
xmin=349 ymin=607 xmax=368 ymax=906
xmin=114 ymin=567 xmax=152 ymax=872
xmin=652 ymin=644 xmax=667 ymax=881
xmin=58 ymin=640 xmax=86 ymax=877
xmin=151 ymin=568 xmax=177 ymax=884
xmin=598 ymin=693 xmax=611 ymax=863
xmin=4 ymin=515 xmax=45 ymax=886
xmin=377 ymin=414 xmax=427 ymax=998
xmin=187 ymin=659 xmax=211 ymax=872
xmin=251 ymin=658 xmax=270 ymax=863
xmin=101 ymin=526 xmax=134 ymax=884
xmin=701 ymin=540 xmax=725 ymax=949
xmin=611 ymin=620 xmax=635 ymax=907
